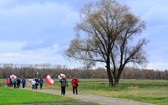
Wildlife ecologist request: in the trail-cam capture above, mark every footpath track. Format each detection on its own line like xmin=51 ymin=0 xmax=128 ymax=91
xmin=22 ymin=87 xmax=153 ymax=105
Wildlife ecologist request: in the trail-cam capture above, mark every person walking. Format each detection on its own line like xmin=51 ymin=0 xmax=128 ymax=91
xmin=71 ymin=78 xmax=79 ymax=95
xmin=22 ymin=78 xmax=26 ymax=88
xmin=6 ymin=78 xmax=11 ymax=87
xmin=39 ymin=78 xmax=44 ymax=89
xmin=17 ymin=78 xmax=21 ymax=88
xmin=35 ymin=78 xmax=39 ymax=89
xmin=9 ymin=78 xmax=13 ymax=87
xmin=31 ymin=79 xmax=36 ymax=89
xmin=12 ymin=79 xmax=17 ymax=88
xmin=60 ymin=78 xmax=68 ymax=95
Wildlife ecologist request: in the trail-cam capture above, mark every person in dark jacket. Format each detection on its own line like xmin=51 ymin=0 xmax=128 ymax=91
xmin=22 ymin=78 xmax=26 ymax=88
xmin=17 ymin=78 xmax=21 ymax=88
xmin=60 ymin=78 xmax=68 ymax=95
xmin=10 ymin=78 xmax=13 ymax=87
xmin=39 ymin=78 xmax=44 ymax=89
xmin=35 ymin=78 xmax=39 ymax=89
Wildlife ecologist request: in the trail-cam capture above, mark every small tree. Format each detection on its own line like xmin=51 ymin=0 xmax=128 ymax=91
xmin=65 ymin=0 xmax=148 ymax=86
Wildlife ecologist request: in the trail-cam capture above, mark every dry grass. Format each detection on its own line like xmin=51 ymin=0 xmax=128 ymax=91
xmin=77 ymin=79 xmax=168 ymax=105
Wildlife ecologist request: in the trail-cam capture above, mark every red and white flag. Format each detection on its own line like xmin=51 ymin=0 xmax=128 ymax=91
xmin=58 ymin=73 xmax=66 ymax=79
xmin=10 ymin=74 xmax=17 ymax=79
xmin=44 ymin=75 xmax=54 ymax=85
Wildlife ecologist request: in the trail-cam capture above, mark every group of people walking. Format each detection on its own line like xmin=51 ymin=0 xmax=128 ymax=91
xmin=6 ymin=75 xmax=79 ymax=95
xmin=31 ymin=78 xmax=44 ymax=89
xmin=6 ymin=77 xmax=26 ymax=88
xmin=59 ymin=78 xmax=79 ymax=95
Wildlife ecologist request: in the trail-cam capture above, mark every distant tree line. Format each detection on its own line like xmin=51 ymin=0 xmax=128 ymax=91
xmin=0 ymin=63 xmax=167 ymax=80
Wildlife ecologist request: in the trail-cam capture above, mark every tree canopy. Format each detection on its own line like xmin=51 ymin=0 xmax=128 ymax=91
xmin=65 ymin=0 xmax=148 ymax=86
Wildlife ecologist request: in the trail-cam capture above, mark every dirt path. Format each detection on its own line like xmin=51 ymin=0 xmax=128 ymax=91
xmin=22 ymin=87 xmax=153 ymax=105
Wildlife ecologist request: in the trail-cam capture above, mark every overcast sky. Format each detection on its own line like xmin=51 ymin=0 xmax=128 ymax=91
xmin=0 ymin=0 xmax=168 ymax=70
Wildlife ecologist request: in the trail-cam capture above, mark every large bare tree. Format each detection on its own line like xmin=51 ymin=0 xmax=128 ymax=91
xmin=65 ymin=0 xmax=148 ymax=86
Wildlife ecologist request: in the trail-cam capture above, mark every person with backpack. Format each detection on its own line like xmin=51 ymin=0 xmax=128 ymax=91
xmin=71 ymin=78 xmax=79 ymax=95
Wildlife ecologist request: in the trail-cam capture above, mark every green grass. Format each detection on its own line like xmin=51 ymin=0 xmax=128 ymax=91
xmin=75 ymin=79 xmax=168 ymax=105
xmin=0 ymin=85 xmax=74 ymax=105
xmin=1 ymin=79 xmax=168 ymax=105
xmin=48 ymin=79 xmax=168 ymax=105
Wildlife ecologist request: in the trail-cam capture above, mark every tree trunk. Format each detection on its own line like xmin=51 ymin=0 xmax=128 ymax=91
xmin=114 ymin=77 xmax=119 ymax=85
xmin=106 ymin=59 xmax=114 ymax=86
xmin=114 ymin=68 xmax=123 ymax=85
xmin=107 ymin=68 xmax=114 ymax=86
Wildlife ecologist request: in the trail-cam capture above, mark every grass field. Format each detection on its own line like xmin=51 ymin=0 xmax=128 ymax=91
xmin=41 ymin=79 xmax=168 ymax=105
xmin=0 ymin=79 xmax=76 ymax=105
xmin=75 ymin=79 xmax=168 ymax=105
xmin=0 ymin=79 xmax=168 ymax=105
xmin=0 ymin=86 xmax=75 ymax=105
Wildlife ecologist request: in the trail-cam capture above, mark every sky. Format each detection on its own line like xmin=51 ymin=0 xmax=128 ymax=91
xmin=0 ymin=0 xmax=168 ymax=70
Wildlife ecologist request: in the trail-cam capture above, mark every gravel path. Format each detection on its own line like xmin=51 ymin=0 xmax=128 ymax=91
xmin=22 ymin=87 xmax=153 ymax=105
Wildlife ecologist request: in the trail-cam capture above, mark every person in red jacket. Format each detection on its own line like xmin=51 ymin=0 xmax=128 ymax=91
xmin=71 ymin=78 xmax=79 ymax=95
xmin=6 ymin=78 xmax=10 ymax=87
